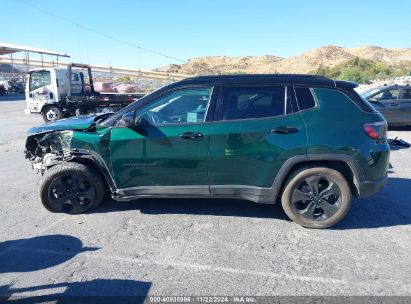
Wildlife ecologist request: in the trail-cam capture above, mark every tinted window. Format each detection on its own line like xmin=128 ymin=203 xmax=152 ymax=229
xmin=294 ymin=87 xmax=316 ymax=110
xmin=398 ymin=89 xmax=411 ymax=100
xmin=135 ymin=87 xmax=212 ymax=125
xmin=372 ymin=89 xmax=399 ymax=101
xmin=222 ymin=86 xmax=286 ymax=120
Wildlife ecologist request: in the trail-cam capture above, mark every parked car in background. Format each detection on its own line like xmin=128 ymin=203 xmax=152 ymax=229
xmin=361 ymin=84 xmax=411 ymax=126
xmin=24 ymin=74 xmax=389 ymax=229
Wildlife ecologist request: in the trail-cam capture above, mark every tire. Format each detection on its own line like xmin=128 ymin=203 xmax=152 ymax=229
xmin=281 ymin=166 xmax=351 ymax=229
xmin=41 ymin=105 xmax=63 ymax=122
xmin=39 ymin=162 xmax=105 ymax=214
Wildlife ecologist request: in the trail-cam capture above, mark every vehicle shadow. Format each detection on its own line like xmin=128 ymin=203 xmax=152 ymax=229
xmin=0 ymin=234 xmax=98 ymax=274
xmin=0 ymin=279 xmax=151 ymax=304
xmin=333 ymin=177 xmax=411 ymax=230
xmin=98 ymin=196 xmax=288 ymax=221
xmin=97 ymin=177 xmax=411 ymax=230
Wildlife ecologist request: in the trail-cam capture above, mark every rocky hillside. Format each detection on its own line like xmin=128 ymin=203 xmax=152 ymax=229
xmin=155 ymin=45 xmax=411 ymax=75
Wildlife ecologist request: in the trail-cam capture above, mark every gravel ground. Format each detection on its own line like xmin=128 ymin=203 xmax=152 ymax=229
xmin=0 ymin=96 xmax=410 ymax=300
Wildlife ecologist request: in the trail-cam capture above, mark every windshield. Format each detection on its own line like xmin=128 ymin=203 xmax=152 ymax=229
xmin=29 ymin=70 xmax=51 ymax=91
xmin=361 ymin=88 xmax=380 ymax=99
xmin=100 ymin=83 xmax=172 ymax=127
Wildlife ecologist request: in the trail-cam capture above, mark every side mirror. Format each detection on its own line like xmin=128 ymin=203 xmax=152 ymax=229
xmin=117 ymin=112 xmax=135 ymax=128
xmin=135 ymin=114 xmax=151 ymax=126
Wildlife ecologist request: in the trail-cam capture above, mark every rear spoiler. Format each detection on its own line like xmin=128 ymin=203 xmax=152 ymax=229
xmin=335 ymin=80 xmax=359 ymax=89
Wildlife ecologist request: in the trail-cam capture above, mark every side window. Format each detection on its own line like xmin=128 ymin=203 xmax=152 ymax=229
xmin=136 ymin=87 xmax=213 ymax=125
xmin=71 ymin=73 xmax=80 ymax=82
xmin=222 ymin=86 xmax=286 ymax=120
xmin=398 ymin=89 xmax=411 ymax=100
xmin=373 ymin=89 xmax=399 ymax=101
xmin=294 ymin=87 xmax=316 ymax=111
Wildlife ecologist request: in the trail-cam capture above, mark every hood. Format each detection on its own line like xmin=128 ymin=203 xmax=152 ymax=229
xmin=27 ymin=115 xmax=104 ymax=136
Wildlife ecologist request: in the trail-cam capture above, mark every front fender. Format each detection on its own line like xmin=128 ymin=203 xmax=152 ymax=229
xmin=69 ymin=149 xmax=117 ymax=192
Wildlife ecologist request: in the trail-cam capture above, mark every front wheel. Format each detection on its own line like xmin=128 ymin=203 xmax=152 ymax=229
xmin=281 ymin=167 xmax=352 ymax=229
xmin=41 ymin=105 xmax=63 ymax=122
xmin=39 ymin=162 xmax=105 ymax=214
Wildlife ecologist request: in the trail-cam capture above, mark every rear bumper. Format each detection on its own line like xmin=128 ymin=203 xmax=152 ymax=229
xmin=358 ymin=173 xmax=388 ymax=198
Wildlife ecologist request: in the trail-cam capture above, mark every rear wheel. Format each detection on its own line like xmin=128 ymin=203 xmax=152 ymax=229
xmin=41 ymin=105 xmax=63 ymax=122
xmin=281 ymin=167 xmax=351 ymax=229
xmin=39 ymin=162 xmax=105 ymax=214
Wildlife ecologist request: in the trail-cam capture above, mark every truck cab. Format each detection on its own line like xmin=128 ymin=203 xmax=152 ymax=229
xmin=25 ymin=67 xmax=84 ymax=119
xmin=24 ymin=63 xmax=143 ymax=122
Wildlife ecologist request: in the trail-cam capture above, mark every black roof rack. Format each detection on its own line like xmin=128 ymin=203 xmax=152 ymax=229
xmin=176 ymin=74 xmax=340 ymax=87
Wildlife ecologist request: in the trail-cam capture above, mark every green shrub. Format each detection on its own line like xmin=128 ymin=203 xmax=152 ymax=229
xmin=311 ymin=57 xmax=409 ymax=84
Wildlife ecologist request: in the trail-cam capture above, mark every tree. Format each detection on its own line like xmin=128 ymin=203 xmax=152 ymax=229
xmin=311 ymin=57 xmax=410 ymax=84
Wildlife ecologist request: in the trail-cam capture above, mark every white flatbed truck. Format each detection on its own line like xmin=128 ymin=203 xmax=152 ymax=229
xmin=24 ymin=63 xmax=145 ymax=122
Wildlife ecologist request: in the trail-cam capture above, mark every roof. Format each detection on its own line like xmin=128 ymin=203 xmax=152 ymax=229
xmin=368 ymin=84 xmax=411 ymax=91
xmin=176 ymin=74 xmax=358 ymax=89
xmin=0 ymin=42 xmax=69 ymax=57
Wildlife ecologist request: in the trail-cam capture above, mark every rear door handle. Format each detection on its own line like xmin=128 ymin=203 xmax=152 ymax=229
xmin=390 ymin=103 xmax=399 ymax=106
xmin=179 ymin=132 xmax=204 ymax=139
xmin=271 ymin=127 xmax=299 ymax=134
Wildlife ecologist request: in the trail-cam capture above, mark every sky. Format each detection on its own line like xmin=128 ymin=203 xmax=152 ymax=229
xmin=1 ymin=0 xmax=410 ymax=70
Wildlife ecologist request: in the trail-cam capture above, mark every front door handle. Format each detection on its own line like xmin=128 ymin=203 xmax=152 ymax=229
xmin=179 ymin=132 xmax=204 ymax=139
xmin=271 ymin=127 xmax=299 ymax=134
xmin=389 ymin=103 xmax=399 ymax=106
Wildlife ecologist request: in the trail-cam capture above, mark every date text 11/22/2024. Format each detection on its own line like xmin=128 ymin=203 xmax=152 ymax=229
xmin=149 ymin=296 xmax=257 ymax=303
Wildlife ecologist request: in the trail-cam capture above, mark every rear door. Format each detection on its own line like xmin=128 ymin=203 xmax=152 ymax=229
xmin=208 ymin=85 xmax=307 ymax=197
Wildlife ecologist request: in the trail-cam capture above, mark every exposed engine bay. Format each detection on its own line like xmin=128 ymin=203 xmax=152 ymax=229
xmin=25 ymin=131 xmax=73 ymax=174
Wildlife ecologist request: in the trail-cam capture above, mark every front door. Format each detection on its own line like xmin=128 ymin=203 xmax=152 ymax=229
xmin=208 ymin=85 xmax=307 ymax=198
xmin=109 ymin=86 xmax=215 ymax=195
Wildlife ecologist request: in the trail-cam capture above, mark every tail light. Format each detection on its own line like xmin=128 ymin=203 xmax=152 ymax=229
xmin=363 ymin=121 xmax=387 ymax=140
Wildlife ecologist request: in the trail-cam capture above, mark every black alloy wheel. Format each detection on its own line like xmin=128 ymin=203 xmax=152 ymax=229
xmin=39 ymin=162 xmax=105 ymax=214
xmin=281 ymin=167 xmax=352 ymax=228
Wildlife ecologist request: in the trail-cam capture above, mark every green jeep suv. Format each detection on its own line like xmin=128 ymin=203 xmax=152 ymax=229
xmin=25 ymin=74 xmax=389 ymax=228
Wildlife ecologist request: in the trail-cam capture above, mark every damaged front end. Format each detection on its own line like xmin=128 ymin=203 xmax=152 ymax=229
xmin=25 ymin=131 xmax=74 ymax=175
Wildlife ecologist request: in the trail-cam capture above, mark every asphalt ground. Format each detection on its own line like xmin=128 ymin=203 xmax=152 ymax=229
xmin=0 ymin=95 xmax=410 ymax=301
